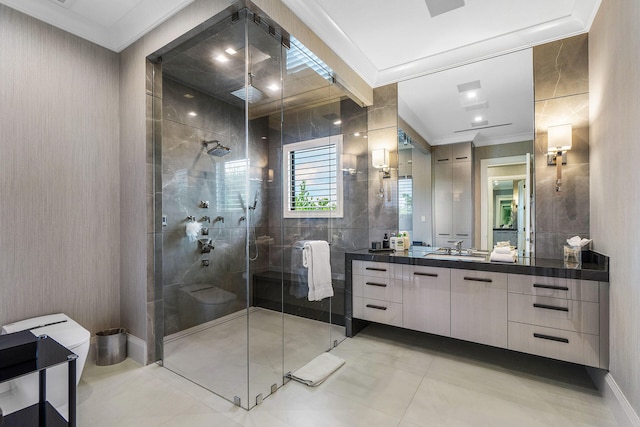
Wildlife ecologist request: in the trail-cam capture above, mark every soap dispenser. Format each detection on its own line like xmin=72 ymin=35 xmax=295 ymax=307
xmin=383 ymin=233 xmax=389 ymax=249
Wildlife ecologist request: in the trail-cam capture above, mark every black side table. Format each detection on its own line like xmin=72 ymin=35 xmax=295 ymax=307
xmin=0 ymin=335 xmax=78 ymax=427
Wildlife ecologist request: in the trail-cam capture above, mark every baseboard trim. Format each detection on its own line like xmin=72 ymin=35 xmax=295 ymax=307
xmin=126 ymin=333 xmax=147 ymax=366
xmin=587 ymin=368 xmax=640 ymax=427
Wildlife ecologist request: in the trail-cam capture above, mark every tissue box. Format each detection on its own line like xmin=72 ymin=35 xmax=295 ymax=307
xmin=563 ymin=245 xmax=582 ymax=267
xmin=0 ymin=330 xmax=38 ymax=369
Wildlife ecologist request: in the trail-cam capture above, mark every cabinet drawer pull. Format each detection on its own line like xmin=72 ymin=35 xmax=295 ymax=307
xmin=533 ymin=303 xmax=569 ymax=312
xmin=366 ymin=304 xmax=388 ymax=311
xmin=463 ymin=277 xmax=492 ymax=283
xmin=365 ymin=267 xmax=387 ymax=272
xmin=456 ymin=234 xmax=469 ymax=236
xmin=455 ymin=156 xmax=468 ymax=160
xmin=438 ymin=233 xmax=450 ymax=236
xmin=437 ymin=158 xmax=450 ymax=162
xmin=533 ymin=333 xmax=569 ymax=344
xmin=533 ymin=284 xmax=569 ymax=291
xmin=414 ymin=272 xmax=438 ymax=277
xmin=366 ymin=282 xmax=387 ymax=288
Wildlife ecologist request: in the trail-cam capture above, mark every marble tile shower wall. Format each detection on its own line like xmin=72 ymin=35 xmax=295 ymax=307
xmin=267 ymin=98 xmax=370 ymax=283
xmin=533 ymin=34 xmax=590 ymax=259
xmin=161 ymin=78 xmax=270 ymax=335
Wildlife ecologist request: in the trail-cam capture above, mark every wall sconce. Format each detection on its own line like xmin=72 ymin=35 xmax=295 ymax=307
xmin=547 ymin=124 xmax=572 ymax=192
xmin=342 ymin=153 xmax=357 ymax=175
xmin=372 ymin=148 xmax=390 ymax=178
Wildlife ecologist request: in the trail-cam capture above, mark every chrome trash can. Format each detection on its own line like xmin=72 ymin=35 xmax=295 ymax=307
xmin=95 ymin=328 xmax=127 ymax=366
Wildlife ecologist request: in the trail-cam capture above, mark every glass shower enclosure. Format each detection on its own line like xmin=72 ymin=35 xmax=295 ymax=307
xmin=149 ymin=5 xmax=355 ymax=409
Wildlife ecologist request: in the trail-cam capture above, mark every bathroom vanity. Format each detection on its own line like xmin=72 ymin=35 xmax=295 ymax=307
xmin=345 ymin=249 xmax=610 ymax=368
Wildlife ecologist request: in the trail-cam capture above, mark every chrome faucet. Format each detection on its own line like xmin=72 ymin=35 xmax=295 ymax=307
xmin=455 ymin=240 xmax=463 ymax=255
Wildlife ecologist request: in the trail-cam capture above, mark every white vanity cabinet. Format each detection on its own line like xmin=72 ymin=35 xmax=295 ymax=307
xmin=352 ymin=260 xmax=403 ymax=327
xmin=402 ymin=265 xmax=451 ymax=336
xmin=506 ymin=274 xmax=608 ymax=368
xmin=349 ymin=257 xmax=609 ymax=368
xmin=450 ymin=269 xmax=508 ymax=348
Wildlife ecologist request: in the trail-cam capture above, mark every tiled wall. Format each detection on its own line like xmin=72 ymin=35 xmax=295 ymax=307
xmin=367 ymin=84 xmax=400 ymax=244
xmin=268 ymin=98 xmax=369 ymax=282
xmin=159 ymin=78 xmax=270 ymax=336
xmin=533 ymin=34 xmax=590 ymax=259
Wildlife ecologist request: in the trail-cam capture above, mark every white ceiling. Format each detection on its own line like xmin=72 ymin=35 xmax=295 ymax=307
xmin=281 ymin=0 xmax=601 ymax=86
xmin=0 ymin=0 xmax=196 ymax=52
xmin=1 ymin=0 xmax=601 ymax=147
xmin=282 ymin=0 xmax=601 ymax=147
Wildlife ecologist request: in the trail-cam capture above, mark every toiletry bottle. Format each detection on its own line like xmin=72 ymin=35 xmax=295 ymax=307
xmin=390 ymin=233 xmax=397 ymax=250
xmin=395 ymin=234 xmax=405 ymax=251
xmin=403 ymin=231 xmax=410 ymax=250
xmin=383 ymin=233 xmax=389 ymax=249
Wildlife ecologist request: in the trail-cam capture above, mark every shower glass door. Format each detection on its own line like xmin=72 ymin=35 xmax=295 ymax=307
xmin=153 ymin=4 xmax=357 ymax=411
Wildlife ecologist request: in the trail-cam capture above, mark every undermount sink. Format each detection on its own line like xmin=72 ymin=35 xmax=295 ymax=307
xmin=424 ymin=253 xmax=488 ymax=262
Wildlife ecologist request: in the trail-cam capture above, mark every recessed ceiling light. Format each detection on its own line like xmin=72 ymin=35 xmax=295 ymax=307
xmin=261 ymin=136 xmax=268 ymax=140
xmin=333 ymin=120 xmax=342 ymax=125
xmin=354 ymin=132 xmax=361 ymax=137
xmin=266 ymin=84 xmax=280 ymax=91
xmin=225 ymin=48 xmax=237 ymax=55
xmin=425 ymin=0 xmax=466 ymax=18
xmin=474 ymin=116 xmax=483 ymax=122
xmin=215 ymin=54 xmax=229 ymax=63
xmin=457 ymin=80 xmax=481 ymax=93
xmin=184 ymin=93 xmax=194 ymax=99
xmin=467 ymin=91 xmax=477 ymax=99
xmin=188 ymin=111 xmax=197 ymax=117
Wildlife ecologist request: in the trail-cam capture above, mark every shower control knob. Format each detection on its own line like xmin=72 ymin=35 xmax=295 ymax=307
xmin=200 ymin=200 xmax=209 ymax=208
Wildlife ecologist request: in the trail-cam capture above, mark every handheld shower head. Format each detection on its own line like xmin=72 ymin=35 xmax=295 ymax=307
xmin=203 ymin=140 xmax=231 ymax=157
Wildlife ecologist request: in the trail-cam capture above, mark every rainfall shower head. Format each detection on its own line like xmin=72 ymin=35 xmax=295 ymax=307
xmin=203 ymin=140 xmax=231 ymax=157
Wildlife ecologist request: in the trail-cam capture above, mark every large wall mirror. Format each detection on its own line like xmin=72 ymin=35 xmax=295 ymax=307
xmin=397 ymin=49 xmax=535 ymax=253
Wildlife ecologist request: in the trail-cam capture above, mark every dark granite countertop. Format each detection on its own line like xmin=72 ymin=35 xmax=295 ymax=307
xmin=346 ymin=248 xmax=609 ymax=282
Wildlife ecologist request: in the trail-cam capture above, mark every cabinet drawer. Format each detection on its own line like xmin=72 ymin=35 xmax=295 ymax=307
xmin=452 ymin=269 xmax=507 ymax=289
xmin=353 ymin=260 xmax=400 ymax=280
xmin=355 ymin=297 xmax=403 ymax=327
xmin=508 ymin=322 xmax=600 ymax=367
xmin=352 ymin=275 xmax=402 ymax=303
xmin=507 ymin=274 xmax=599 ymax=302
xmin=451 ymin=269 xmax=507 ymax=348
xmin=508 ymin=293 xmax=599 ymax=335
xmin=402 ymin=266 xmax=451 ymax=336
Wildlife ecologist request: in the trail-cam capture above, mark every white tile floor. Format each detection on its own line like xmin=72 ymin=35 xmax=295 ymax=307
xmin=78 ymin=323 xmax=619 ymax=426
xmin=163 ymin=308 xmax=346 ymax=408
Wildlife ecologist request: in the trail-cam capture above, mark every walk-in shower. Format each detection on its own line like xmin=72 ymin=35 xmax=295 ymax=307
xmin=148 ymin=3 xmax=367 ymax=410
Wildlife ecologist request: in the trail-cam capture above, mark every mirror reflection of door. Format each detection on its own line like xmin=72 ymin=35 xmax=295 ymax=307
xmin=480 ymin=155 xmax=533 ymax=254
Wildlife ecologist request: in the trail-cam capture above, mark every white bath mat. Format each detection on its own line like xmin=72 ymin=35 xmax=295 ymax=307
xmin=289 ymin=352 xmax=345 ymax=386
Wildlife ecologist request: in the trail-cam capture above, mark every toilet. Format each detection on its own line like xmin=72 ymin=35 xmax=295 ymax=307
xmin=0 ymin=313 xmax=90 ymax=419
xmin=178 ymin=284 xmax=237 ymax=329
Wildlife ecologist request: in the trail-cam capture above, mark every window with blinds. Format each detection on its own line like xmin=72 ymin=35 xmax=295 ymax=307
xmin=286 ymin=36 xmax=333 ymax=82
xmin=283 ymin=135 xmax=344 ymax=218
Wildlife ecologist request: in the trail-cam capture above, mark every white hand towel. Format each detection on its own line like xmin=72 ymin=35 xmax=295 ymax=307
xmin=302 ymin=241 xmax=333 ymax=301
xmin=493 ymin=246 xmax=512 ymax=255
xmin=490 ymin=250 xmax=517 ymax=263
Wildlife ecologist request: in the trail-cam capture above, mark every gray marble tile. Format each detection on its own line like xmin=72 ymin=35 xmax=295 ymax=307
xmin=534 ymin=34 xmax=589 ymax=102
xmin=368 ymin=84 xmax=398 ymax=131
